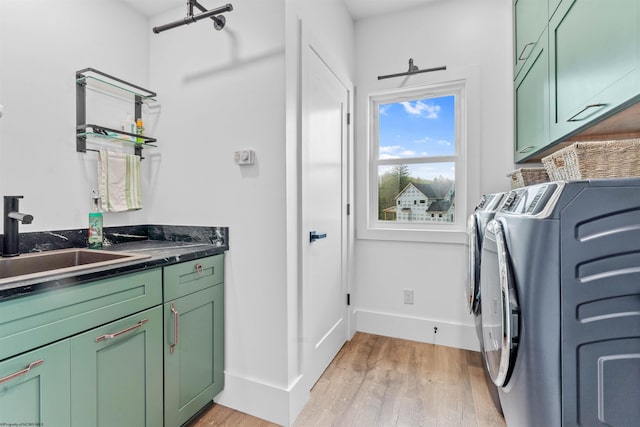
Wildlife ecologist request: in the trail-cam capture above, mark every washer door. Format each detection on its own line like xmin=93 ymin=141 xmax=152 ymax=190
xmin=480 ymin=219 xmax=520 ymax=387
xmin=466 ymin=214 xmax=481 ymax=314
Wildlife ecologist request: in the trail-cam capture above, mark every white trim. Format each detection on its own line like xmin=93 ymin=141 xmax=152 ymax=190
xmin=357 ymin=65 xmax=481 ymax=244
xmin=216 ymin=372 xmax=308 ymax=427
xmin=355 ymin=308 xmax=480 ymax=351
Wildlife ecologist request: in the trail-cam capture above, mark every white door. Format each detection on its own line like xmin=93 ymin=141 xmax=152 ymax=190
xmin=301 ymin=34 xmax=350 ymax=389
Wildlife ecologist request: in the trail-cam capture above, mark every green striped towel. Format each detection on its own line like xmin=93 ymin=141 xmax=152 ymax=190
xmin=98 ymin=150 xmax=142 ymax=212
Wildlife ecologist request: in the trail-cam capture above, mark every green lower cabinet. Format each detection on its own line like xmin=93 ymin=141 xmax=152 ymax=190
xmin=0 ymin=339 xmax=70 ymax=427
xmin=70 ymin=306 xmax=163 ymax=427
xmin=164 ymin=283 xmax=224 ymax=427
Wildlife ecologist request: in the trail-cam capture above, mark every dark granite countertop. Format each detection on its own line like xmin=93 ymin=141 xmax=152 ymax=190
xmin=0 ymin=225 xmax=229 ymax=300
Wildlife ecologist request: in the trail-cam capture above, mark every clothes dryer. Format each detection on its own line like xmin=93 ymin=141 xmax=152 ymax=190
xmin=466 ymin=191 xmax=506 ymax=415
xmin=480 ymin=179 xmax=640 ymax=427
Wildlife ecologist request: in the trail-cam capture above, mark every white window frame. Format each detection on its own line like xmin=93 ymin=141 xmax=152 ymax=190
xmin=358 ymin=67 xmax=480 ymax=244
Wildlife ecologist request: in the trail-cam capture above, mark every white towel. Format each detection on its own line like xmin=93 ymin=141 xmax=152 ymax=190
xmin=98 ymin=150 xmax=142 ymax=212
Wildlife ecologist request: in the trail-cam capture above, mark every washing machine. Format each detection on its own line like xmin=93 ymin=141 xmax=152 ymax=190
xmin=466 ymin=191 xmax=507 ymax=415
xmin=480 ymin=178 xmax=640 ymax=427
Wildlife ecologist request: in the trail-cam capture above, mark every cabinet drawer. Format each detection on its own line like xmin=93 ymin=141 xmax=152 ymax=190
xmin=0 ymin=269 xmax=162 ymax=361
xmin=164 ymin=255 xmax=223 ymax=301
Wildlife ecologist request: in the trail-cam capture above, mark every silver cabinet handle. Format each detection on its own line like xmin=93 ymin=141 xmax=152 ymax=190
xmin=518 ymin=145 xmax=535 ymax=154
xmin=309 ymin=231 xmax=327 ymax=243
xmin=567 ymin=103 xmax=607 ymax=122
xmin=518 ymin=42 xmax=535 ymax=61
xmin=170 ymin=302 xmax=179 ymax=354
xmin=0 ymin=359 xmax=44 ymax=385
xmin=195 ymin=263 xmax=203 ymax=274
xmin=95 ymin=319 xmax=148 ymax=343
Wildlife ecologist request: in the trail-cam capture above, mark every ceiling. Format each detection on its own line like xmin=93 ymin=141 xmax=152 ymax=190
xmin=120 ymin=0 xmax=439 ymax=21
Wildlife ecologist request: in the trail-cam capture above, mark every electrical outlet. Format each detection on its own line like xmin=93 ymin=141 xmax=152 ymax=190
xmin=234 ymin=149 xmax=254 ymax=165
xmin=403 ymin=289 xmax=414 ymax=305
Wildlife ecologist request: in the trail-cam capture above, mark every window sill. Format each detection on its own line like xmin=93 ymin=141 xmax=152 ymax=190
xmin=357 ymin=226 xmax=467 ymax=244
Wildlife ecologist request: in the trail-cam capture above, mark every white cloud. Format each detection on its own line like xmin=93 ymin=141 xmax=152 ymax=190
xmin=380 ymin=145 xmax=403 ymax=154
xmin=401 ymin=100 xmax=440 ymax=119
xmin=414 ymin=136 xmax=434 ymax=144
xmin=413 ymin=137 xmax=453 ymax=148
xmin=379 ymin=145 xmax=417 ymax=159
xmin=379 ymin=105 xmax=389 ymax=116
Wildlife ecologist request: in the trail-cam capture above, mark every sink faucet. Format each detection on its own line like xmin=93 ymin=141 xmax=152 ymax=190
xmin=3 ymin=195 xmax=33 ymax=257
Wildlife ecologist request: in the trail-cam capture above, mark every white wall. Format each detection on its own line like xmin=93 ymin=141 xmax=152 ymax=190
xmin=147 ymin=1 xmax=297 ymax=424
xmin=148 ymin=1 xmax=355 ymax=425
xmin=353 ymin=0 xmax=513 ymax=351
xmin=0 ymin=0 xmax=150 ymax=233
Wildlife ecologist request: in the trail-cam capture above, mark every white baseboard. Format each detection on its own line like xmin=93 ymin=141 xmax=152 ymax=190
xmin=355 ymin=309 xmax=480 ymax=351
xmin=215 ymin=371 xmax=309 ymax=427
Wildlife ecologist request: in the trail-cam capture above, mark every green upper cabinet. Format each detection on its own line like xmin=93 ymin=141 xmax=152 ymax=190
xmin=549 ymin=0 xmax=640 ymax=141
xmin=70 ymin=306 xmax=163 ymax=427
xmin=0 ymin=340 xmax=71 ymax=427
xmin=514 ymin=0 xmax=548 ymax=78
xmin=549 ymin=0 xmax=562 ymax=18
xmin=515 ymin=30 xmax=549 ymax=162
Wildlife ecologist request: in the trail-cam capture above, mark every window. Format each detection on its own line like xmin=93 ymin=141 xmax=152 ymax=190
xmin=362 ymin=76 xmax=475 ymax=243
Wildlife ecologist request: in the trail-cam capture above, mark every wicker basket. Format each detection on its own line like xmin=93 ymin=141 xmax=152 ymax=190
xmin=542 ymin=139 xmax=640 ymax=180
xmin=508 ymin=167 xmax=549 ymax=189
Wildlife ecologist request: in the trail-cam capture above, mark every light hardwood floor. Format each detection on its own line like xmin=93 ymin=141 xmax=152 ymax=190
xmin=191 ymin=332 xmax=506 ymax=427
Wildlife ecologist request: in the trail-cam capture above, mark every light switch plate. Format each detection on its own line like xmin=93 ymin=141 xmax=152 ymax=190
xmin=234 ymin=149 xmax=254 ymax=165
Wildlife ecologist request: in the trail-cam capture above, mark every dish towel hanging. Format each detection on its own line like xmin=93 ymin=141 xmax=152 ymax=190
xmin=98 ymin=150 xmax=143 ymax=212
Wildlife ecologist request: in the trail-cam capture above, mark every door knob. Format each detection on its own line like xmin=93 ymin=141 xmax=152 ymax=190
xmin=309 ymin=231 xmax=327 ymax=243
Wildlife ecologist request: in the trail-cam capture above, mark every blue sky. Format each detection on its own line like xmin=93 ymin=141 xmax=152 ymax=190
xmin=378 ymin=95 xmax=456 ymax=180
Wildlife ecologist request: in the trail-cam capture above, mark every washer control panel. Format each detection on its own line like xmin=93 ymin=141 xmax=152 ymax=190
xmin=500 ymin=184 xmax=559 ymax=215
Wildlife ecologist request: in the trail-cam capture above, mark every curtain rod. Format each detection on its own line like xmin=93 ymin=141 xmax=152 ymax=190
xmin=153 ymin=2 xmax=233 ymax=34
xmin=378 ymin=58 xmax=446 ymax=80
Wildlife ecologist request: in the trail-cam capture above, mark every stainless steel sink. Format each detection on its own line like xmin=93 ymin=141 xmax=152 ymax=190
xmin=0 ymin=248 xmax=150 ymax=285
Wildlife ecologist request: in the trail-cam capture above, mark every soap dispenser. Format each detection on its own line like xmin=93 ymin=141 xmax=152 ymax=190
xmin=88 ymin=193 xmax=103 ymax=249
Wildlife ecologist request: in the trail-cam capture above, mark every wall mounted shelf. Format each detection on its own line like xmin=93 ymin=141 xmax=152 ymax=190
xmin=76 ymin=68 xmax=158 ymax=157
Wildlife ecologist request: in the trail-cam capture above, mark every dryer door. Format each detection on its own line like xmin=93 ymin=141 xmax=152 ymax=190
xmin=480 ymin=219 xmax=520 ymax=387
xmin=466 ymin=214 xmax=481 ymax=314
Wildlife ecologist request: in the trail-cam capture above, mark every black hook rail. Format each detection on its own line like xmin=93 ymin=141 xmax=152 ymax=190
xmin=378 ymin=58 xmax=447 ymax=80
xmin=153 ymin=2 xmax=233 ymax=34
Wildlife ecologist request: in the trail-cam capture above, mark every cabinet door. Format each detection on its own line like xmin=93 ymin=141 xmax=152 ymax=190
xmin=70 ymin=306 xmax=163 ymax=427
xmin=549 ymin=0 xmax=640 ymax=141
xmin=515 ymin=31 xmax=549 ymax=162
xmin=549 ymin=0 xmax=562 ymax=18
xmin=164 ymin=284 xmax=224 ymax=427
xmin=514 ymin=0 xmax=548 ymax=77
xmin=0 ymin=340 xmax=70 ymax=427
